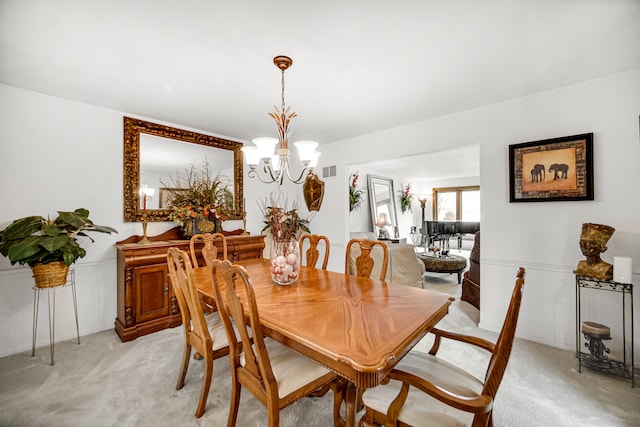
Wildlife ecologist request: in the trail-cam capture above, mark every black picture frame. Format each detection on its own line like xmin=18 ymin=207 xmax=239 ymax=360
xmin=509 ymin=133 xmax=593 ymax=202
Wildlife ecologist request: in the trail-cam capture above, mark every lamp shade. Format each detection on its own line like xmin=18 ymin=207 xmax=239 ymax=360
xmin=376 ymin=213 xmax=391 ymax=228
xmin=271 ymin=154 xmax=281 ymax=172
xmin=309 ymin=151 xmax=321 ymax=169
xmin=294 ymin=140 xmax=319 ymax=162
xmin=252 ymin=137 xmax=278 ymax=160
xmin=241 ymin=146 xmax=260 ymax=166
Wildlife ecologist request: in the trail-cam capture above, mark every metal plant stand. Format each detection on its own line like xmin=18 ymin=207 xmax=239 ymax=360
xmin=31 ymin=269 xmax=80 ymax=365
xmin=575 ymin=275 xmax=634 ymax=387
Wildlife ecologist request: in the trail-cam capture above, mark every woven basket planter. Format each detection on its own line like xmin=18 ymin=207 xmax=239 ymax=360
xmin=31 ymin=262 xmax=70 ymax=288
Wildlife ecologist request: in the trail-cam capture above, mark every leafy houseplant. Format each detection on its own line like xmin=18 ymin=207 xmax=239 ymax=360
xmin=349 ymin=171 xmax=364 ymax=213
xmin=0 ymin=208 xmax=117 ymax=287
xmin=399 ymin=182 xmax=413 ymax=213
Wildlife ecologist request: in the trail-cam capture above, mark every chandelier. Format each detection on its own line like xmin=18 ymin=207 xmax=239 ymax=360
xmin=241 ymin=56 xmax=321 ymax=185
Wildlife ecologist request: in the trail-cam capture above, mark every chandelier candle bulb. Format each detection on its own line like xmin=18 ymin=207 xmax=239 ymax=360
xmin=613 ymin=256 xmax=632 ymax=284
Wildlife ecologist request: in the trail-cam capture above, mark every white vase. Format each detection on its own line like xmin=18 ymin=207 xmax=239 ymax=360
xmin=270 ymin=239 xmax=300 ymax=285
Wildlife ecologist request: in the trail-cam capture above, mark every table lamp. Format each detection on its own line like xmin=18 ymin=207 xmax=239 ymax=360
xmin=376 ymin=213 xmax=391 ymax=239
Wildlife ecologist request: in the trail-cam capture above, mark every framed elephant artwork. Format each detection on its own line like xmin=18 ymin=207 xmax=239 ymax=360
xmin=509 ymin=133 xmax=594 ymax=202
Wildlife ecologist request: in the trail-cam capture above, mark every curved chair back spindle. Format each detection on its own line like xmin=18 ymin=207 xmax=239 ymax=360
xmin=345 ymin=238 xmax=388 ymax=281
xmin=299 ymin=234 xmax=330 ymax=270
xmin=189 ymin=233 xmax=227 ymax=267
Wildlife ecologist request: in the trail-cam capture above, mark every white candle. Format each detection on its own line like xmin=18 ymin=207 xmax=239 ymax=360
xmin=613 ymin=256 xmax=632 ymax=284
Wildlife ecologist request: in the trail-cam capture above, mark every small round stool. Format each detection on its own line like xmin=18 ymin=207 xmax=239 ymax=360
xmin=581 ymin=321 xmax=611 ymax=362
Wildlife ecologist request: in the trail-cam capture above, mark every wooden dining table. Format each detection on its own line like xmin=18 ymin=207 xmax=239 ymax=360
xmin=193 ymin=258 xmax=454 ymax=427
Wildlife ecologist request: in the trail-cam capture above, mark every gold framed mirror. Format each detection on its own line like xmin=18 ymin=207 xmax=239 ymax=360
xmin=123 ymin=116 xmax=243 ymax=222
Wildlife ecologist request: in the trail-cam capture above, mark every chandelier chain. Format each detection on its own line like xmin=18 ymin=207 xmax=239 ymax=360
xmin=281 ymin=68 xmax=286 ymax=112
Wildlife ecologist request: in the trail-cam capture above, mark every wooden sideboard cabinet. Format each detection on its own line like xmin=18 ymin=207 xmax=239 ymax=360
xmin=114 ymin=227 xmax=265 ymax=342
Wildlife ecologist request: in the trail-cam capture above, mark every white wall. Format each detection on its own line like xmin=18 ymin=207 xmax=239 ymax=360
xmin=319 ymin=69 xmax=640 ymax=363
xmin=1 ymin=69 xmax=639 ymax=363
xmin=0 ymin=85 xmax=247 ymax=357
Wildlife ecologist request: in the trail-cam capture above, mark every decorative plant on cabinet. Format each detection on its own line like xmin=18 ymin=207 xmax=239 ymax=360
xmin=164 ymin=160 xmax=234 ymax=236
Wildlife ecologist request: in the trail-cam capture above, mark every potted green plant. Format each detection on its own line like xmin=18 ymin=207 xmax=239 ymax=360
xmin=0 ymin=208 xmax=117 ymax=287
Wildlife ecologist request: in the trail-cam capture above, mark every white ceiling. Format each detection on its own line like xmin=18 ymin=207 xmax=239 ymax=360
xmin=1 ymin=1 xmax=639 ymax=180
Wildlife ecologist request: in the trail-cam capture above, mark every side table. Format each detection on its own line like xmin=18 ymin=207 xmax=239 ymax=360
xmin=575 ymin=275 xmax=634 ymax=387
xmin=32 ymin=269 xmax=80 ymax=365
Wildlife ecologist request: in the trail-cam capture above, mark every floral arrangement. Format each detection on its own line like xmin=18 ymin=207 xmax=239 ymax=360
xmin=261 ymin=194 xmax=310 ymax=285
xmin=162 ymin=160 xmax=233 ymax=234
xmin=349 ymin=171 xmax=364 ymax=213
xmin=428 ymin=245 xmax=442 ymax=257
xmin=399 ymin=182 xmax=413 ymax=213
xmin=260 ymin=194 xmax=310 ymax=241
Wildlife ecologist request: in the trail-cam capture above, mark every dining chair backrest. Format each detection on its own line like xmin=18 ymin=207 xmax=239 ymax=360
xmin=189 ymin=233 xmax=227 ymax=267
xmin=167 ymin=247 xmax=227 ymax=418
xmin=167 ymin=248 xmax=211 ymax=351
xmin=361 ymin=267 xmax=526 ymax=426
xmin=481 ymin=266 xmax=525 ymax=398
xmin=212 ymin=261 xmax=275 ymax=395
xmin=299 ymin=234 xmax=330 ymax=270
xmin=345 ymin=238 xmax=388 ymax=281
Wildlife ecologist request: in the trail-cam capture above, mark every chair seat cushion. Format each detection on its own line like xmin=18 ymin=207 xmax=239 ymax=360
xmin=362 ymin=351 xmax=481 ymax=426
xmin=205 ymin=311 xmax=229 ymax=351
xmin=240 ymin=338 xmax=332 ymax=399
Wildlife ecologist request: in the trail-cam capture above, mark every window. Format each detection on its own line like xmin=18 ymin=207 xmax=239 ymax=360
xmin=433 ymin=186 xmax=480 ymax=221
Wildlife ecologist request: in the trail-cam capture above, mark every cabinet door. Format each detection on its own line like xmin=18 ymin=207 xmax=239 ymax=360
xmin=134 ymin=264 xmax=170 ymax=324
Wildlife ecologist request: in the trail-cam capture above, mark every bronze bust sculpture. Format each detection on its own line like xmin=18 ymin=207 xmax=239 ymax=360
xmin=573 ymin=223 xmax=615 ymax=280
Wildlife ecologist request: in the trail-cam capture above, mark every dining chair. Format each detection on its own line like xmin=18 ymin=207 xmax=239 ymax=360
xmin=299 ymin=234 xmax=330 ymax=270
xmin=189 ymin=232 xmax=228 ymax=267
xmin=211 ymin=261 xmax=345 ymax=427
xmin=166 ymin=247 xmax=230 ymax=418
xmin=345 ymin=238 xmax=388 ymax=281
xmin=360 ymin=267 xmax=526 ymax=427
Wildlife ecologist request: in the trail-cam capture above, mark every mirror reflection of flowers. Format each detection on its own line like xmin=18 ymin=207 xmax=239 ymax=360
xmin=163 ymin=160 xmax=233 ymax=234
xmin=399 ymin=182 xmax=413 ymax=213
xmin=349 ymin=171 xmax=364 ymax=213
xmin=260 ymin=194 xmax=310 ymax=241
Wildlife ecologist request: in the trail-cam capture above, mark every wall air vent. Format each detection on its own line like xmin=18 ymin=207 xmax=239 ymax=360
xmin=322 ymin=166 xmax=337 ymax=178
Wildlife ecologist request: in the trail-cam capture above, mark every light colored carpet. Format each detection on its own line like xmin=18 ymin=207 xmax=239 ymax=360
xmin=1 ymin=269 xmax=638 ymax=427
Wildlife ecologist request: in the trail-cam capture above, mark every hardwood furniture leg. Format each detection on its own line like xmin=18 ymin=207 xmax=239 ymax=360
xmin=345 ymin=381 xmax=357 ymax=427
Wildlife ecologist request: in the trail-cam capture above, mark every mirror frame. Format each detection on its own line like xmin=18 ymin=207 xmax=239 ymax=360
xmin=123 ymin=116 xmax=243 ymax=222
xmin=367 ymin=175 xmax=398 ymax=234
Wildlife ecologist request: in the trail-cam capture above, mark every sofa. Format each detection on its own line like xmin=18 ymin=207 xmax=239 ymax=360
xmin=348 ymin=232 xmax=425 ymax=288
xmin=461 ymin=231 xmax=480 ymax=309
